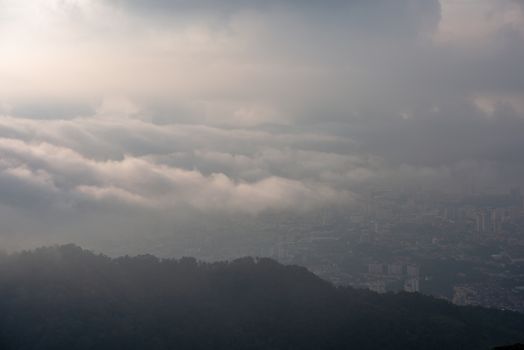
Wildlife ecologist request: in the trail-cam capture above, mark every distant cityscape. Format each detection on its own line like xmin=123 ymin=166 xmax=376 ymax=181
xmin=263 ymin=187 xmax=524 ymax=313
xmin=98 ymin=186 xmax=524 ymax=313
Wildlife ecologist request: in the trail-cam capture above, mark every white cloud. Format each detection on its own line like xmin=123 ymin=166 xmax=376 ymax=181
xmin=0 ymin=115 xmax=352 ymax=215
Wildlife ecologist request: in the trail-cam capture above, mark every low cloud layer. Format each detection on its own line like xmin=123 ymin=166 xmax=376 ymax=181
xmin=0 ymin=116 xmax=350 ymax=213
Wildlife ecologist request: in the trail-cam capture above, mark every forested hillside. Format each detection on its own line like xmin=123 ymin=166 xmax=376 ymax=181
xmin=0 ymin=245 xmax=521 ymax=350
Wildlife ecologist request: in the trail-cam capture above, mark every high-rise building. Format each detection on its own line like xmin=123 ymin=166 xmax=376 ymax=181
xmin=388 ymin=264 xmax=403 ymax=275
xmin=404 ymin=278 xmax=420 ymax=293
xmin=406 ymin=265 xmax=420 ymax=277
xmin=368 ymin=263 xmax=384 ymax=275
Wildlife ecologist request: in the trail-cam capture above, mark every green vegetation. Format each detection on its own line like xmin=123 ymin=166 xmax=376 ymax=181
xmin=0 ymin=245 xmax=521 ymax=349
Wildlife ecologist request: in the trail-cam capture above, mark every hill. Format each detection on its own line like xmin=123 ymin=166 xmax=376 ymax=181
xmin=0 ymin=244 xmax=522 ymax=349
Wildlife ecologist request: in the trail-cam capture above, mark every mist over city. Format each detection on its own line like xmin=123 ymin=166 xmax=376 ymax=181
xmin=0 ymin=1 xmax=524 ymax=349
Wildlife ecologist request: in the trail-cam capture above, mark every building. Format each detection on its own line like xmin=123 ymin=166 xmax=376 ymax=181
xmin=387 ymin=264 xmax=403 ymax=275
xmin=404 ymin=278 xmax=420 ymax=293
xmin=368 ymin=280 xmax=386 ymax=294
xmin=368 ymin=263 xmax=384 ymax=275
xmin=406 ymin=265 xmax=420 ymax=277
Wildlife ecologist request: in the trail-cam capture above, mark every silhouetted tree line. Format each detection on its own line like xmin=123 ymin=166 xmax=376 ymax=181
xmin=0 ymin=244 xmax=521 ymax=349
xmin=493 ymin=344 xmax=524 ymax=350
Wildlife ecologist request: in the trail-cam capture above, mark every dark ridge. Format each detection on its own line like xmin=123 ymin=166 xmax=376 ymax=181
xmin=493 ymin=345 xmax=524 ymax=350
xmin=0 ymin=244 xmax=522 ymax=350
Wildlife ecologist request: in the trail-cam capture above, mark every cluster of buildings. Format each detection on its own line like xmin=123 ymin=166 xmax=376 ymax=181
xmin=141 ymin=186 xmax=524 ymax=313
xmin=257 ymin=187 xmax=524 ymax=312
xmin=453 ymin=283 xmax=524 ymax=312
xmin=366 ymin=262 xmax=420 ymax=293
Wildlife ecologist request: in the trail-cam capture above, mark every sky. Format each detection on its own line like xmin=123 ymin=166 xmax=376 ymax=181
xmin=0 ymin=0 xmax=523 ymax=250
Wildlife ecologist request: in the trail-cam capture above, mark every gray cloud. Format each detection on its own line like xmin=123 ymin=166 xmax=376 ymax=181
xmin=0 ymin=116 xmax=351 ymax=213
xmin=0 ymin=0 xmax=523 ymax=248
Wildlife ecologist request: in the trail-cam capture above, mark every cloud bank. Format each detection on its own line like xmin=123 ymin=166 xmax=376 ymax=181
xmin=0 ymin=0 xmax=523 ymax=248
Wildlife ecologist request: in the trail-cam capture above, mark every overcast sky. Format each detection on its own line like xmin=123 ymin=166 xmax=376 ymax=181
xmin=0 ymin=0 xmax=523 ymax=250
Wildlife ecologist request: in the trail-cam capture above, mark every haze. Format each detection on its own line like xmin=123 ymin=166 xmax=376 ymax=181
xmin=0 ymin=0 xmax=524 ymax=253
